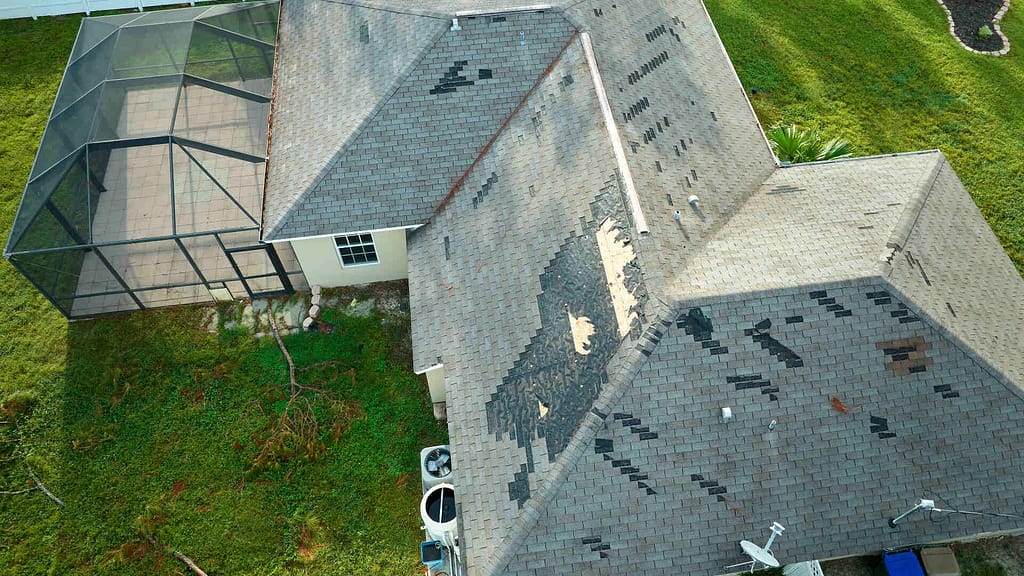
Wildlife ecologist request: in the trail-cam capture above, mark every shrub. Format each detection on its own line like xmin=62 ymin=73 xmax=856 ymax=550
xmin=978 ymin=25 xmax=994 ymax=39
xmin=766 ymin=124 xmax=853 ymax=163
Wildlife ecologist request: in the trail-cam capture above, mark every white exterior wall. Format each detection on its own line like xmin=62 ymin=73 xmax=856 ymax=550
xmin=422 ymin=364 xmax=446 ymax=405
xmin=286 ymin=228 xmax=409 ymax=287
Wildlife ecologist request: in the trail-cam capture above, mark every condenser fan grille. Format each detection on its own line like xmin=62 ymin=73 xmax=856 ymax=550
xmin=425 ymin=447 xmax=451 ymax=478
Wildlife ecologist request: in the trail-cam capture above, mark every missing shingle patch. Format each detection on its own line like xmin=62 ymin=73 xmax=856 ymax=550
xmin=430 ymin=61 xmax=475 ymax=95
xmin=767 ymin=185 xmax=806 ymax=195
xmin=690 ymin=472 xmax=728 ymax=503
xmin=877 ymin=336 xmax=933 ymax=376
xmin=596 ymin=218 xmax=639 ymax=339
xmin=358 ymin=21 xmax=369 ymax=43
xmin=622 ymin=97 xmax=650 ymax=123
xmin=508 ymin=464 xmax=530 ymax=508
xmin=745 ymin=319 xmax=803 ymax=368
xmin=869 ymin=415 xmax=896 ymax=439
xmin=567 ymin=310 xmax=596 ymax=356
xmin=810 ymin=289 xmax=853 ymax=319
xmin=479 ymin=68 xmax=493 ymax=80
xmin=626 ymin=51 xmax=670 ymax=85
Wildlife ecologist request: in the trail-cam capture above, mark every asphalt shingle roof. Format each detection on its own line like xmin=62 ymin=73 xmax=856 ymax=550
xmin=407 ymin=40 xmax=631 ymax=573
xmin=263 ymin=0 xmax=443 ymax=238
xmin=265 ymin=1 xmax=1024 ymax=574
xmin=502 ymin=280 xmax=1024 ymax=576
xmin=264 ymin=3 xmax=576 ymax=240
xmin=884 ymin=158 xmax=1024 ymax=394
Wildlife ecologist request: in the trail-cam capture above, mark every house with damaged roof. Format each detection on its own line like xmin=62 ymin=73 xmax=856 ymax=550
xmin=268 ymin=1 xmax=1024 ymax=574
xmin=8 ymin=0 xmax=1024 ymax=574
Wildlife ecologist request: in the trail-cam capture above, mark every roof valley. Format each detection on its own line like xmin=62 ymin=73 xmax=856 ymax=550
xmin=481 ymin=295 xmax=679 ymax=576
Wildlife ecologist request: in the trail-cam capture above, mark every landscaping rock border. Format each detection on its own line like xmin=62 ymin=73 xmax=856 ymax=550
xmin=936 ymin=0 xmax=1011 ymax=55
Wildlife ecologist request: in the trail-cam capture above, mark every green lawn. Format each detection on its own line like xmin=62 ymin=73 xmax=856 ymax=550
xmin=1 ymin=294 xmax=445 ymax=575
xmin=705 ymin=0 xmax=1024 ymax=274
xmin=1 ymin=1 xmax=1023 ymax=574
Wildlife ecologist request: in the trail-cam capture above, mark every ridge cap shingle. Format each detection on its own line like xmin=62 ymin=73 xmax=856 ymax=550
xmin=883 ymin=150 xmax=946 ymax=254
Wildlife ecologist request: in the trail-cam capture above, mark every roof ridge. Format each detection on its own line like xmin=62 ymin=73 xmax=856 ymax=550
xmin=777 ymin=148 xmax=944 ymax=169
xmin=263 ymin=16 xmax=449 ymax=239
xmin=881 ymin=151 xmax=946 ymax=261
xmin=431 ymin=30 xmax=579 ymax=219
xmin=480 ymin=296 xmax=677 ymax=576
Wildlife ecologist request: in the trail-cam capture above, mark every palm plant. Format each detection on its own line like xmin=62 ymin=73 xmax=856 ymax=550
xmin=766 ymin=124 xmax=853 ymax=163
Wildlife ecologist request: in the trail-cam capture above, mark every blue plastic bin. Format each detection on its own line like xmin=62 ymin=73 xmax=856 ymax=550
xmin=884 ymin=550 xmax=926 ymax=576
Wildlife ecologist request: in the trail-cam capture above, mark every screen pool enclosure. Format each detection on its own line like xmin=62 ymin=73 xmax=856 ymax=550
xmin=3 ymin=1 xmax=306 ymax=318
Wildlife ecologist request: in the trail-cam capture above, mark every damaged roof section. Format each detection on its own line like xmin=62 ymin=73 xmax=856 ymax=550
xmin=884 ymin=157 xmax=1024 ymax=393
xmin=566 ymin=0 xmax=776 ymax=296
xmin=407 ymin=38 xmax=650 ymax=576
xmin=264 ymin=3 xmax=577 ymax=240
xmin=502 ymin=281 xmax=1024 ymax=576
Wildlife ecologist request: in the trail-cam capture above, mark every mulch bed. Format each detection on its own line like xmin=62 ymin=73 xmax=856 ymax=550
xmin=941 ymin=0 xmax=1008 ymax=52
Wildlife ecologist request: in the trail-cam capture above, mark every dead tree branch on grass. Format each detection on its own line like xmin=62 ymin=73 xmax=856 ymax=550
xmin=0 ymin=466 xmax=63 ymax=507
xmin=144 ymin=536 xmax=208 ymax=576
xmin=27 ymin=466 xmax=64 ymax=507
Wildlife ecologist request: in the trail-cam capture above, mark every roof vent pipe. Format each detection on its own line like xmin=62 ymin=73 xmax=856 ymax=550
xmin=450 ymin=18 xmax=461 ymax=31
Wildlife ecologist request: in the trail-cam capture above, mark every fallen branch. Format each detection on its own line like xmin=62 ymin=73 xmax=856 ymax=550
xmin=145 ymin=536 xmax=208 ymax=576
xmin=0 ymin=466 xmax=64 ymax=507
xmin=0 ymin=487 xmax=36 ymax=496
xmin=27 ymin=466 xmax=64 ymax=507
xmin=266 ymin=310 xmax=297 ymax=393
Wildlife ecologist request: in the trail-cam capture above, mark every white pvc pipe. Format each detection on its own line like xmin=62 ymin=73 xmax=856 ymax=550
xmin=581 ymin=32 xmax=649 ymax=235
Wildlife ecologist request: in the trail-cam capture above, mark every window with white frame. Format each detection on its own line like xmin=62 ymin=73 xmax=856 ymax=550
xmin=334 ymin=233 xmax=378 ymax=266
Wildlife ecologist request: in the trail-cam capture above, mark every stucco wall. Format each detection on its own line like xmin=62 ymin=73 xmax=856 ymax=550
xmin=286 ymin=229 xmax=409 ymax=287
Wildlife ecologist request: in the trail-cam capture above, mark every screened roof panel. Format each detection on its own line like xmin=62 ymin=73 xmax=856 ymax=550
xmin=70 ymin=19 xmax=119 ymax=62
xmin=172 ymin=81 xmax=269 ymax=158
xmin=124 ymin=6 xmax=211 ymax=26
xmin=172 ymin=145 xmax=261 ymax=234
xmin=93 ymin=77 xmax=181 ymax=141
xmin=110 ymin=23 xmax=192 ymax=79
xmin=52 ymin=32 xmax=116 ymax=117
xmin=11 ymin=151 xmax=86 ymax=252
xmin=33 ymin=85 xmax=100 ymax=179
xmin=87 ymin=12 xmax=146 ymax=28
xmin=186 ymin=22 xmax=275 ymax=95
xmin=5 ymin=1 xmax=279 ymax=260
xmin=199 ymin=3 xmax=280 ymax=44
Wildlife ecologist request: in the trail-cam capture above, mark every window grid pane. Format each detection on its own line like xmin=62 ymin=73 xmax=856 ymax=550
xmin=335 ymin=233 xmax=378 ymax=266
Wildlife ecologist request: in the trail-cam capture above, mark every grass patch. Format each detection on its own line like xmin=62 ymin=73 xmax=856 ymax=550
xmin=1 ymin=304 xmax=445 ymax=575
xmin=706 ymin=0 xmax=1024 ymax=274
